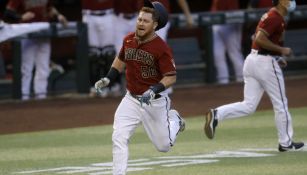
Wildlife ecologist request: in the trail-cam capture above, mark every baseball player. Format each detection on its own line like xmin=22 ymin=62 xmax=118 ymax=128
xmin=81 ymin=0 xmax=117 ymax=98
xmin=204 ymin=0 xmax=304 ymax=152
xmin=95 ymin=1 xmax=185 ymax=174
xmin=211 ymin=0 xmax=244 ymax=84
xmin=4 ymin=0 xmax=67 ymax=100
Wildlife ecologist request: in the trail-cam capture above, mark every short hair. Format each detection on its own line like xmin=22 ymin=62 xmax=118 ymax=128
xmin=139 ymin=7 xmax=159 ymax=23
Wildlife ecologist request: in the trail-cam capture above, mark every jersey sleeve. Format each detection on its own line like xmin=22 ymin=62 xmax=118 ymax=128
xmin=158 ymin=47 xmax=176 ymax=76
xmin=258 ymin=15 xmax=281 ymax=37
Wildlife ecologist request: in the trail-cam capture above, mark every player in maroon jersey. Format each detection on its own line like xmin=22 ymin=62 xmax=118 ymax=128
xmin=4 ymin=0 xmax=67 ymax=100
xmin=204 ymin=0 xmax=304 ymax=152
xmin=95 ymin=1 xmax=185 ymax=174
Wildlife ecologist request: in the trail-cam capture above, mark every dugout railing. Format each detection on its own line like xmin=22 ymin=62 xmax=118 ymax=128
xmin=169 ymin=5 xmax=307 ymax=83
xmin=1 ymin=6 xmax=307 ymax=99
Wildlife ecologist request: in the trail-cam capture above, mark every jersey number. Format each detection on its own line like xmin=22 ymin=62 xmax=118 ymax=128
xmin=141 ymin=66 xmax=157 ymax=78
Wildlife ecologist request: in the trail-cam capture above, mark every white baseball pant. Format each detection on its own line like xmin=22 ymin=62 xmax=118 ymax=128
xmin=215 ymin=50 xmax=293 ymax=147
xmin=82 ymin=10 xmax=115 ymax=51
xmin=21 ymin=38 xmax=50 ymax=100
xmin=112 ymin=92 xmax=181 ymax=175
xmin=212 ymin=24 xmax=244 ymax=84
xmin=114 ymin=14 xmax=137 ymax=54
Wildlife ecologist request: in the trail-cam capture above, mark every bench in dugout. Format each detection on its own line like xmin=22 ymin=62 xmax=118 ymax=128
xmin=284 ymin=29 xmax=307 ymax=74
xmin=167 ymin=37 xmax=206 ymax=85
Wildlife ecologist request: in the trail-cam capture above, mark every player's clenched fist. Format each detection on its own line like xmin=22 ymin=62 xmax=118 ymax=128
xmin=95 ymin=77 xmax=110 ymax=94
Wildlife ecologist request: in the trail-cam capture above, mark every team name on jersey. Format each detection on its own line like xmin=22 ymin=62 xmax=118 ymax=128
xmin=25 ymin=0 xmax=48 ymax=9
xmin=125 ymin=48 xmax=154 ymax=66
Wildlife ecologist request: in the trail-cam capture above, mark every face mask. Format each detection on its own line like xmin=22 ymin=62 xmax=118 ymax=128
xmin=287 ymin=0 xmax=296 ymax=12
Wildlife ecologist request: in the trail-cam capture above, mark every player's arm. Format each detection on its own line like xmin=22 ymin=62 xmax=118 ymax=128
xmin=4 ymin=5 xmax=34 ymax=22
xmin=177 ymin=0 xmax=194 ymax=27
xmin=255 ymin=29 xmax=291 ymax=56
xmin=48 ymin=6 xmax=68 ymax=27
xmin=95 ymin=56 xmax=125 ymax=91
xmin=110 ymin=56 xmax=125 ymax=73
xmin=160 ymin=74 xmax=176 ymax=89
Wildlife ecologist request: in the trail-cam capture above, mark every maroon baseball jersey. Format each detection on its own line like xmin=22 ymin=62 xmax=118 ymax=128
xmin=257 ymin=0 xmax=272 ymax=8
xmin=82 ymin=0 xmax=113 ymax=11
xmin=118 ymin=33 xmax=176 ymax=95
xmin=114 ymin=0 xmax=142 ymax=14
xmin=211 ymin=0 xmax=239 ymax=11
xmin=252 ymin=8 xmax=285 ymax=55
xmin=6 ymin=0 xmax=52 ymax=22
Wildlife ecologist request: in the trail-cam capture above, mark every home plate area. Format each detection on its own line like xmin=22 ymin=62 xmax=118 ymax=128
xmin=16 ymin=148 xmax=298 ymax=175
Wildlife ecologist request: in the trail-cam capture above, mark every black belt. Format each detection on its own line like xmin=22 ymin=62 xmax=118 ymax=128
xmin=258 ymin=50 xmax=281 ymax=57
xmin=83 ymin=10 xmax=113 ymax=16
xmin=89 ymin=11 xmax=107 ymax=16
xmin=119 ymin=13 xmax=136 ymax=20
xmin=130 ymin=93 xmax=161 ymax=101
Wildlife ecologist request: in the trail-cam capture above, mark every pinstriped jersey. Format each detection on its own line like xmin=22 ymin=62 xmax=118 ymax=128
xmin=119 ymin=32 xmax=176 ymax=95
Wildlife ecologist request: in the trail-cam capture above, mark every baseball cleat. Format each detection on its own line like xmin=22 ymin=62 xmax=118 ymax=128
xmin=278 ymin=142 xmax=305 ymax=152
xmin=204 ymin=109 xmax=218 ymax=139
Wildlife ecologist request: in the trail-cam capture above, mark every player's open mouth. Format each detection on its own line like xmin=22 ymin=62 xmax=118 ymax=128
xmin=138 ymin=28 xmax=145 ymax=31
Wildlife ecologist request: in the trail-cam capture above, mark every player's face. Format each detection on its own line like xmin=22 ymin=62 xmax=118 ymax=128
xmin=136 ymin=11 xmax=157 ymax=39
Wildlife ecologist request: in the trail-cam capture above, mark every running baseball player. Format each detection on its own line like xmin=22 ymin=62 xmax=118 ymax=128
xmin=204 ymin=0 xmax=304 ymax=152
xmin=95 ymin=1 xmax=185 ymax=174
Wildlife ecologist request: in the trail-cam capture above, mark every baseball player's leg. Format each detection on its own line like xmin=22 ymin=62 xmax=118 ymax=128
xmin=112 ymin=95 xmax=141 ymax=175
xmin=216 ymin=55 xmax=264 ymax=121
xmin=216 ymin=76 xmax=263 ymax=121
xmin=21 ymin=39 xmax=36 ymax=100
xmin=225 ymin=24 xmax=244 ymax=82
xmin=212 ymin=25 xmax=228 ymax=84
xmin=262 ymin=59 xmax=293 ymax=147
xmin=141 ymin=97 xmax=183 ymax=151
xmin=33 ymin=39 xmax=50 ymax=99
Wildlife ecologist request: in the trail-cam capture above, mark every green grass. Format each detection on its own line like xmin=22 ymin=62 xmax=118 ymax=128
xmin=0 ymin=107 xmax=306 ymax=175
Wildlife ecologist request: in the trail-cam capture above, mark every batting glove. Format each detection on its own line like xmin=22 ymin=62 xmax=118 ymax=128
xmin=95 ymin=77 xmax=110 ymax=94
xmin=140 ymin=89 xmax=155 ymax=106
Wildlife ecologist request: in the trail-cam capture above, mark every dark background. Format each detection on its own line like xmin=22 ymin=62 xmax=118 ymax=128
xmin=3 ymin=0 xmax=306 ymax=21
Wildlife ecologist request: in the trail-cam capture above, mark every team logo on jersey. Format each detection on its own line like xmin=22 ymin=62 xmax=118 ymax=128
xmin=125 ymin=48 xmax=154 ymax=66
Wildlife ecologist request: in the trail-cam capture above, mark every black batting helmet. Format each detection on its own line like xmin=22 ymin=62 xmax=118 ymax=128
xmin=143 ymin=0 xmax=168 ymax=30
xmin=272 ymin=0 xmax=279 ymax=6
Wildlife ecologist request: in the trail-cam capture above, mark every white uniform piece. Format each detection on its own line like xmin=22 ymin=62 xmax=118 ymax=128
xmin=0 ymin=22 xmax=49 ymax=43
xmin=21 ymin=38 xmax=51 ymax=100
xmin=155 ymin=21 xmax=170 ymax=41
xmin=212 ymin=23 xmax=244 ymax=84
xmin=215 ymin=50 xmax=293 ymax=147
xmin=112 ymin=91 xmax=182 ymax=175
xmin=82 ymin=9 xmax=115 ymax=53
xmin=114 ymin=14 xmax=137 ymax=54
